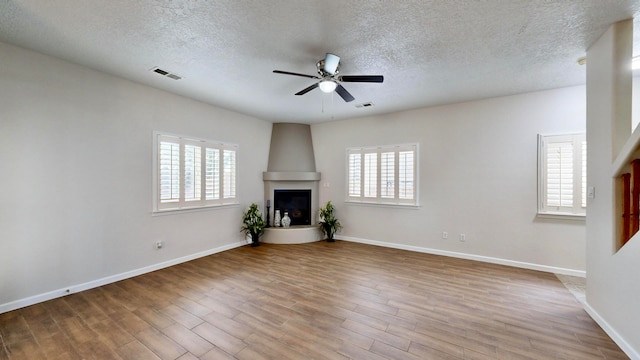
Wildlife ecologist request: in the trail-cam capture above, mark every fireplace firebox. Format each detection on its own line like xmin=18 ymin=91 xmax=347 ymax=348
xmin=274 ymin=189 xmax=312 ymax=226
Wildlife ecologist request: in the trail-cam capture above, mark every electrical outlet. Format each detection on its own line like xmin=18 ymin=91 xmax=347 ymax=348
xmin=459 ymin=234 xmax=466 ymax=242
xmin=442 ymin=232 xmax=448 ymax=239
xmin=155 ymin=241 xmax=163 ymax=249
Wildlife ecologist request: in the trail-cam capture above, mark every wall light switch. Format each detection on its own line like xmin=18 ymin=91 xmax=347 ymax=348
xmin=587 ymin=186 xmax=595 ymax=199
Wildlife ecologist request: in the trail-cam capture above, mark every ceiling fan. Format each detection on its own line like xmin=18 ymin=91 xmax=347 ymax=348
xmin=273 ymin=53 xmax=383 ymax=102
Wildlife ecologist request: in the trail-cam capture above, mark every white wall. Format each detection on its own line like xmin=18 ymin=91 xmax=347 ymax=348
xmin=0 ymin=41 xmax=272 ymax=311
xmin=585 ymin=20 xmax=640 ymax=357
xmin=312 ymin=86 xmax=587 ymax=272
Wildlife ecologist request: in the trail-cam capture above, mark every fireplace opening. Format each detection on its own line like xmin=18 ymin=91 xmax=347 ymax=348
xmin=274 ymin=189 xmax=312 ymax=226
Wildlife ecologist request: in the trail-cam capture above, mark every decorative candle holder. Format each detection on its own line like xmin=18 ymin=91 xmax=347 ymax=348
xmin=265 ymin=205 xmax=271 ymax=227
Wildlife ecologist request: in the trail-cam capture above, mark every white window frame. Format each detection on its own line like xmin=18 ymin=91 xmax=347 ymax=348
xmin=153 ymin=132 xmax=238 ymax=213
xmin=346 ymin=143 xmax=418 ymax=206
xmin=537 ymin=133 xmax=586 ymax=219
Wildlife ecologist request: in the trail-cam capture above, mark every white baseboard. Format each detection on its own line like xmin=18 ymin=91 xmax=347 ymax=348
xmin=584 ymin=302 xmax=639 ymax=360
xmin=337 ymin=236 xmax=586 ymax=277
xmin=3 ymin=236 xmax=584 ymax=314
xmin=0 ymin=241 xmax=247 ymax=314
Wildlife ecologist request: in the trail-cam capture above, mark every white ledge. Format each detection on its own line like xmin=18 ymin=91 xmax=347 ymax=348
xmin=263 ymin=172 xmax=321 ymax=181
xmin=612 ymin=121 xmax=640 ymax=176
xmin=536 ymin=212 xmax=586 ymax=221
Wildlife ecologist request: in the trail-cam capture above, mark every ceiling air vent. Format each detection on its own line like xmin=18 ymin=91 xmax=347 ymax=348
xmin=151 ymin=67 xmax=182 ymax=80
xmin=355 ymin=102 xmax=374 ymax=108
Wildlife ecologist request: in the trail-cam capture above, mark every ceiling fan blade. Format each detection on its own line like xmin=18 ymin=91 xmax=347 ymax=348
xmin=324 ymin=53 xmax=340 ymax=75
xmin=273 ymin=70 xmax=319 ymax=79
xmin=335 ymin=84 xmax=355 ymax=102
xmin=295 ymin=82 xmax=319 ymax=96
xmin=339 ymin=75 xmax=384 ymax=83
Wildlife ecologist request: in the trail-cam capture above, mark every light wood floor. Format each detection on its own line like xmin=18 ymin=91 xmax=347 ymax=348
xmin=0 ymin=241 xmax=629 ymax=359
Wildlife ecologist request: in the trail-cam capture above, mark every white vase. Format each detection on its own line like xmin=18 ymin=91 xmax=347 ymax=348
xmin=281 ymin=211 xmax=291 ymax=227
xmin=274 ymin=210 xmax=281 ymax=227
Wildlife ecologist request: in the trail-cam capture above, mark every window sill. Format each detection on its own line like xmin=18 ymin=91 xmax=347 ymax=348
xmin=536 ymin=212 xmax=585 ymax=221
xmin=152 ymin=203 xmax=239 ymax=216
xmin=345 ymin=201 xmax=421 ymax=209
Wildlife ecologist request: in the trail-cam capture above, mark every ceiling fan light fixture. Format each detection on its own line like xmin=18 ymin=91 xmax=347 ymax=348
xmin=319 ymin=80 xmax=337 ymax=93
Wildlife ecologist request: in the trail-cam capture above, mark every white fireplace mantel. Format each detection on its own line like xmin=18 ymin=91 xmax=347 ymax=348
xmin=263 ymin=171 xmax=320 ymax=182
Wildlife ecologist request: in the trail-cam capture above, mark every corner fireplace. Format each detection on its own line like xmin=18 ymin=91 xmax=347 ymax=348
xmin=274 ymin=189 xmax=311 ymax=225
xmin=262 ymin=123 xmax=323 ymax=243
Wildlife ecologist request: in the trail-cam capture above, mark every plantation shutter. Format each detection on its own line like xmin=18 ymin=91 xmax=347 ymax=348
xmin=348 ymin=152 xmax=362 ymax=197
xmin=223 ymin=149 xmax=236 ymax=199
xmin=155 ymin=133 xmax=238 ymax=212
xmin=184 ymin=144 xmax=202 ymax=201
xmin=159 ymin=140 xmax=180 ymax=203
xmin=381 ymin=152 xmax=394 ymax=198
xmin=346 ymin=144 xmax=418 ymax=205
xmin=205 ymin=148 xmax=220 ymax=200
xmin=398 ymin=150 xmax=414 ymax=200
xmin=539 ymin=134 xmax=586 ymax=216
xmin=546 ymin=141 xmax=574 ymax=208
xmin=364 ymin=152 xmax=377 ymax=198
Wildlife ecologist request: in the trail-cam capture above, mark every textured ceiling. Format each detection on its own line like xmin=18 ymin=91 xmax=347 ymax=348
xmin=2 ymin=0 xmax=640 ymax=123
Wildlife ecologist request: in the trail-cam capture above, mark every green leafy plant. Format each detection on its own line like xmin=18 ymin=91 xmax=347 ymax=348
xmin=241 ymin=203 xmax=265 ymax=247
xmin=319 ymin=201 xmax=342 ymax=242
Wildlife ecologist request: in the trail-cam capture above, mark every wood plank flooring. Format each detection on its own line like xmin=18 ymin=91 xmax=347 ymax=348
xmin=0 ymin=241 xmax=629 ymax=359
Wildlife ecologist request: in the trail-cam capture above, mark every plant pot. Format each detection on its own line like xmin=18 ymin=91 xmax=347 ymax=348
xmin=250 ymin=233 xmax=260 ymax=247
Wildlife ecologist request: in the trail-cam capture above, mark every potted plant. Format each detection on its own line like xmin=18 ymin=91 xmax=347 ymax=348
xmin=241 ymin=203 xmax=266 ymax=247
xmin=319 ymin=201 xmax=342 ymax=242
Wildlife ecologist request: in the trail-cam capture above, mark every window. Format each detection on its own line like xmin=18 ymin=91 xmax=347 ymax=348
xmin=538 ymin=133 xmax=586 ymax=217
xmin=347 ymin=144 xmax=418 ymax=205
xmin=154 ymin=132 xmax=238 ymax=212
